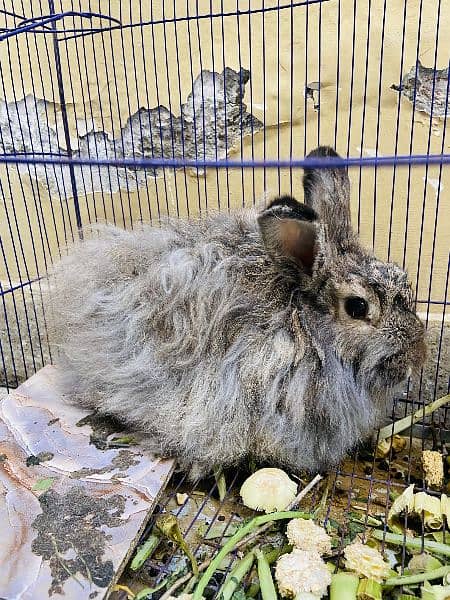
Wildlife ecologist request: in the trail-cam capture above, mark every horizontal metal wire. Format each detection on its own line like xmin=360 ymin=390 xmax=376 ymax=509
xmin=1 ymin=152 xmax=450 ymax=169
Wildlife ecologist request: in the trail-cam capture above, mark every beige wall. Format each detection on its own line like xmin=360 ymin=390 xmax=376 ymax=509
xmin=0 ymin=0 xmax=449 ymax=316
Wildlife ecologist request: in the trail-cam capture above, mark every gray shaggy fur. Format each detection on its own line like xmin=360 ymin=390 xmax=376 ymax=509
xmin=48 ymin=147 xmax=427 ymax=479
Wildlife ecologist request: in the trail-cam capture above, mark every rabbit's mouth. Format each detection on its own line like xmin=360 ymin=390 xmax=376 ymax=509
xmin=376 ymin=337 xmax=427 ymax=385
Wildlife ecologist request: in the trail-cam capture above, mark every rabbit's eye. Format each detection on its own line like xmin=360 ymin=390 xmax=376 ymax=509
xmin=344 ymin=296 xmax=368 ymax=319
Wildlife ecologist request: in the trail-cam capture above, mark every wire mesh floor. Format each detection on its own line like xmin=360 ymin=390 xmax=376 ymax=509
xmin=117 ymin=393 xmax=450 ymax=599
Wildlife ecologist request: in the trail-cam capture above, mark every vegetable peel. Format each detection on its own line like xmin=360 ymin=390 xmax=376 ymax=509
xmin=378 ymin=394 xmax=450 ymax=441
xmin=387 ymin=485 xmax=444 ymax=532
xmin=414 ymin=492 xmax=443 ymax=530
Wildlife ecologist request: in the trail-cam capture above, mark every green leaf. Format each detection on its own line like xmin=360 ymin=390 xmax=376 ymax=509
xmin=327 ymin=519 xmax=340 ymax=530
xmin=347 ymin=521 xmax=367 ymax=539
xmin=32 ymin=477 xmax=56 ymax=491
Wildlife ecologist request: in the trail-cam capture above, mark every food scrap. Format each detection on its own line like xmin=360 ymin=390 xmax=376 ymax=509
xmin=274 ymin=549 xmax=331 ymax=598
xmin=422 ymin=451 xmax=445 ymax=488
xmin=344 ymin=540 xmax=391 ymax=582
xmin=388 ymin=484 xmax=447 ymax=532
xmin=240 ymin=468 xmax=298 ymax=513
xmin=286 ymin=518 xmax=332 ymax=555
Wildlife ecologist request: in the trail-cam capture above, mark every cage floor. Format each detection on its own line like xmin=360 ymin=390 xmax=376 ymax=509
xmin=118 ymin=398 xmax=450 ymax=600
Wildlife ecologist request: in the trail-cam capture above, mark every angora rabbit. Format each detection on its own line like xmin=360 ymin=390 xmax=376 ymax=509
xmin=48 ymin=146 xmax=427 ymax=479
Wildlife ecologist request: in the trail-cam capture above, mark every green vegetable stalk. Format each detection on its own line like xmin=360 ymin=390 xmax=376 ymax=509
xmin=372 ymin=531 xmax=450 ymax=558
xmin=130 ymin=534 xmax=160 ymax=571
xmin=384 ymin=566 xmax=450 ymax=587
xmin=218 ymin=551 xmax=255 ymax=600
xmin=192 ymin=510 xmax=311 ymax=600
xmin=247 ymin=545 xmax=292 ymax=598
xmin=357 ymin=579 xmax=382 ymax=600
xmin=256 ymin=549 xmax=277 ymax=600
xmin=330 ymin=572 xmax=359 ymax=600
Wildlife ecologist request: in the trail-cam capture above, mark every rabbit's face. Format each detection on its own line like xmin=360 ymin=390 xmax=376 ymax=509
xmin=258 ymin=146 xmax=427 ymax=393
xmin=320 ymin=254 xmax=426 ymax=389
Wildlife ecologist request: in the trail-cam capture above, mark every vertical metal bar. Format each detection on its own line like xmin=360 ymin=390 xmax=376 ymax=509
xmin=220 ymin=0 xmax=231 ymax=212
xmin=387 ymin=0 xmax=408 ymax=262
xmin=247 ymin=0 xmax=256 ymax=205
xmin=277 ymin=0 xmax=281 ymax=195
xmin=194 ymin=1 xmax=210 ymax=214
xmin=333 ymin=0 xmax=341 ymax=148
xmin=186 ymin=0 xmax=203 ymax=216
xmin=208 ymin=0 xmax=221 ymax=211
xmin=236 ymin=1 xmax=246 ymax=206
xmin=173 ymin=0 xmax=190 ymax=219
xmin=317 ymin=0 xmax=322 ymax=145
xmin=262 ymin=0 xmax=267 ymax=190
xmin=303 ymin=0 xmax=308 ymax=156
xmin=161 ymin=1 xmax=182 ymax=217
xmin=372 ymin=0 xmax=387 ymax=253
xmin=402 ymin=0 xmax=424 ymax=270
xmin=108 ymin=0 xmax=134 ymax=227
xmin=289 ymin=0 xmax=294 ymax=194
xmin=346 ymin=0 xmax=357 ymax=228
xmin=356 ymin=0 xmax=372 ymax=239
xmin=47 ymin=0 xmax=82 ymax=235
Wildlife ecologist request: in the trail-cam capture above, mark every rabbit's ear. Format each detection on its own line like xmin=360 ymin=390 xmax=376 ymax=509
xmin=303 ymin=146 xmax=353 ymax=247
xmin=258 ymin=196 xmax=319 ymax=276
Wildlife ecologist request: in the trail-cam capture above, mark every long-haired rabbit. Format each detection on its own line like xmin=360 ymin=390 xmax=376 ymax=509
xmin=48 ymin=146 xmax=427 ymax=479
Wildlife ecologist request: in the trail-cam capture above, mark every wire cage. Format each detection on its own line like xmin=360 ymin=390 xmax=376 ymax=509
xmin=0 ymin=0 xmax=449 ymax=596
